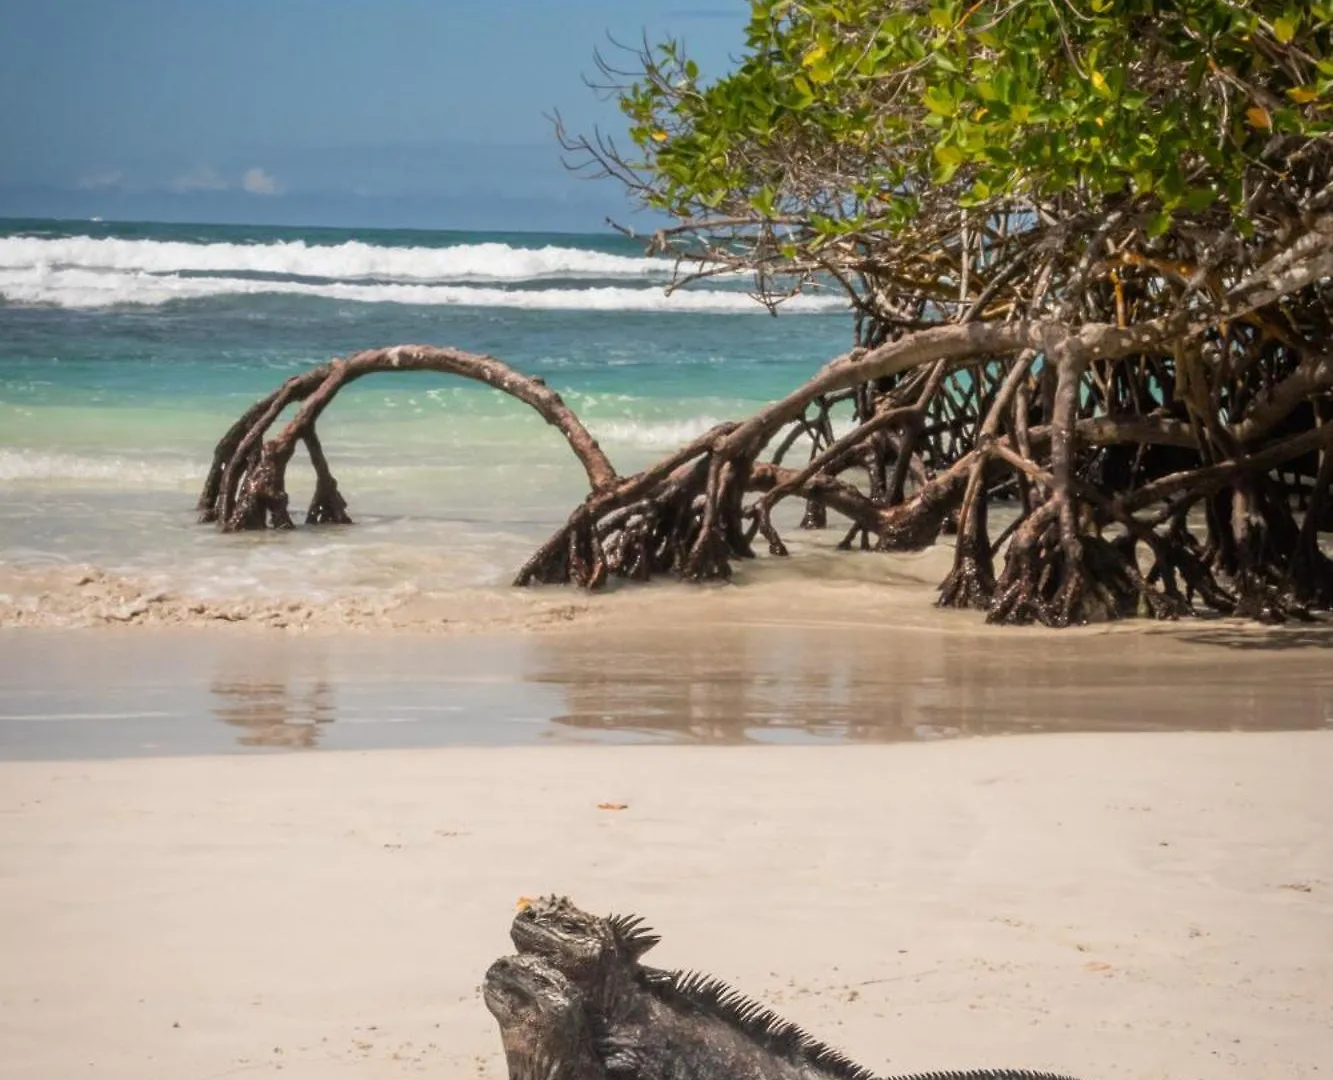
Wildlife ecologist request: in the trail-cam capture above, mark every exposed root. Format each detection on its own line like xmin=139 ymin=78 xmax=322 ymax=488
xmin=799 ymin=499 xmax=828 ymax=530
xmin=199 ymin=345 xmax=617 ymax=535
xmin=937 ymin=465 xmax=995 ymax=610
xmin=303 ymin=428 xmax=353 ymax=526
xmin=199 ymin=314 xmax=1333 ymax=628
xmin=937 ymin=528 xmax=996 ymax=610
xmin=875 ymin=461 xmax=970 ymax=551
xmin=524 ymin=53 xmax=1333 ymax=629
xmin=986 ymin=504 xmax=1139 ymax=627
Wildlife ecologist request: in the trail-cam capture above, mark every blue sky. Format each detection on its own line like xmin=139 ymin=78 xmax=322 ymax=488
xmin=0 ymin=1 xmax=745 ymax=232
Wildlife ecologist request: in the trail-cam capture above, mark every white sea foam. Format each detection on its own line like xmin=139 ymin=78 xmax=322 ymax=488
xmin=592 ymin=413 xmax=859 ymax=450
xmin=0 ymin=266 xmax=848 ymax=314
xmin=591 ymin=416 xmax=731 ymax=448
xmin=0 ymin=235 xmax=676 ymax=283
xmin=0 ymin=449 xmax=200 ymax=485
xmin=0 ymin=448 xmax=202 ymax=486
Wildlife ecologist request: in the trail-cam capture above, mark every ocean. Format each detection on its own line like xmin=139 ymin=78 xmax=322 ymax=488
xmin=0 ymin=217 xmax=853 ymax=608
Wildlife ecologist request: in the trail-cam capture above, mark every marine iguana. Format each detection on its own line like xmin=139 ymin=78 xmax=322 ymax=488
xmin=510 ymin=894 xmax=880 ymax=1080
xmin=509 ymin=895 xmax=1085 ymax=1080
xmin=483 ymin=952 xmax=609 ymax=1080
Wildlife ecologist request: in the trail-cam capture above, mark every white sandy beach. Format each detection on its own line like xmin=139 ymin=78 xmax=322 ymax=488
xmin=1 ymin=732 xmax=1329 ymax=1080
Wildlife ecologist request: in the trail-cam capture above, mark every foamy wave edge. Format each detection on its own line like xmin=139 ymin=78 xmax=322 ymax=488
xmin=589 ymin=413 xmax=858 ymax=448
xmin=592 ymin=416 xmax=730 ymax=448
xmin=0 ymin=448 xmax=202 ymax=486
xmin=0 ymin=267 xmax=848 ymax=314
xmin=0 ymin=234 xmax=675 ymax=282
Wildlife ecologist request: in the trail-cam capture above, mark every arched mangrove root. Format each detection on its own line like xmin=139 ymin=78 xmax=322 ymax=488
xmin=198 ymin=345 xmax=617 ymax=533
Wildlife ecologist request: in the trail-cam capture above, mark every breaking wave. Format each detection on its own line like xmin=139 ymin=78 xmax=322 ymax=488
xmin=589 ymin=412 xmax=857 ymax=450
xmin=590 ymin=416 xmax=731 ymax=448
xmin=0 ymin=448 xmax=201 ymax=486
xmin=0 ymin=234 xmax=675 ymax=282
xmin=0 ymin=266 xmax=847 ymax=314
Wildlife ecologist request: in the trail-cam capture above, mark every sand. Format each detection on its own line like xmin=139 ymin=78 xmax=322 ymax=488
xmin=0 ymin=732 xmax=1329 ymax=1080
xmin=4 ymin=531 xmax=1332 ymax=1079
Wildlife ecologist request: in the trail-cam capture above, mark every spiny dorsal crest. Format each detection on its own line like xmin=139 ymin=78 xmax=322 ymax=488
xmin=605 ymin=912 xmax=662 ymax=959
xmin=645 ymin=969 xmax=877 ymax=1080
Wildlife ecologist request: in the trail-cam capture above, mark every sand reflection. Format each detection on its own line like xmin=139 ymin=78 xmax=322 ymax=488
xmin=529 ymin=623 xmax=1333 ymax=743
xmin=210 ymin=656 xmax=337 ymax=749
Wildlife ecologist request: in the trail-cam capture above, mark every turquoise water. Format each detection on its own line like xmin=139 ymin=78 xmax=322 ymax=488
xmin=0 ymin=217 xmax=852 ymax=597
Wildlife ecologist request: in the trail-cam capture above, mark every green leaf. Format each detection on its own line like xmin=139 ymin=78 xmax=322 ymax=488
xmin=1273 ymin=15 xmax=1297 ymax=43
xmin=1146 ymin=210 xmax=1173 ymax=237
xmin=1158 ymin=163 xmax=1185 ymax=203
xmin=1181 ymin=186 xmax=1218 ymax=212
xmin=752 ymin=185 xmax=777 ymax=216
xmin=810 ymin=213 xmax=838 ymax=235
xmin=932 ymin=51 xmax=961 ymax=74
xmin=923 ymin=86 xmax=956 ymax=116
xmin=802 ymin=42 xmax=828 ymax=69
xmin=934 ymin=142 xmax=965 ymax=167
xmin=807 ymin=59 xmax=836 ymax=85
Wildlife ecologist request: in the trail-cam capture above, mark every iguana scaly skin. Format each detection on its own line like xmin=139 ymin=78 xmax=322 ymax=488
xmin=510 ymin=896 xmax=1085 ymax=1080
xmin=483 ymin=952 xmax=609 ymax=1080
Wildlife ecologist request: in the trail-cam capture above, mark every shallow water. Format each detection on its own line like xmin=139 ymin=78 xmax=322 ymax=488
xmin=0 ymin=217 xmax=852 ymax=604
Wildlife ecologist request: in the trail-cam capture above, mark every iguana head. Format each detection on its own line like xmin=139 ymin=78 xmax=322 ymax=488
xmin=510 ymin=895 xmax=660 ymax=982
xmin=483 ymin=954 xmax=601 ymax=1080
xmin=485 ymin=949 xmax=605 ymax=1077
xmin=483 ymin=953 xmax=581 ymax=1029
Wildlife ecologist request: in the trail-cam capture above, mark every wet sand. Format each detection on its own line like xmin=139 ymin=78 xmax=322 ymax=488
xmin=1 ymin=732 xmax=1329 ymax=1080
xmin=2 ymin=613 xmax=1331 ymax=757
xmin=4 ymin=539 xmax=1333 ymax=758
